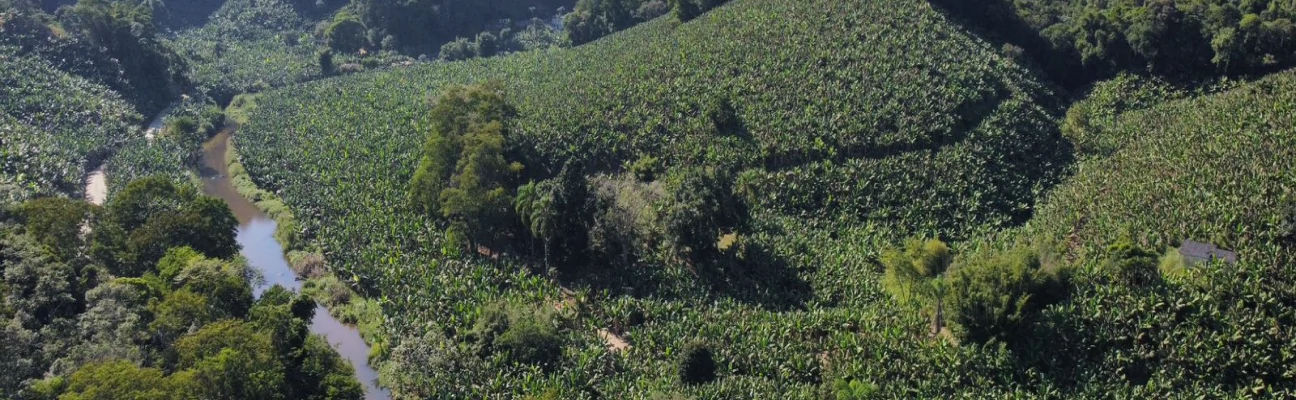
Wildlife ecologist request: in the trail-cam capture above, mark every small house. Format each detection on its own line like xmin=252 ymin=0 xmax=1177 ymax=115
xmin=1178 ymin=240 xmax=1238 ymax=266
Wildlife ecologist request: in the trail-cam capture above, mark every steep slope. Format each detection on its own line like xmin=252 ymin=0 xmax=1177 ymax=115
xmin=0 ymin=46 xmax=143 ymax=200
xmin=970 ymin=69 xmax=1296 ymax=397
xmin=239 ymin=0 xmax=1068 ymax=271
xmin=1024 ymin=71 xmax=1296 ymax=263
xmin=233 ymin=0 xmax=1072 ymax=397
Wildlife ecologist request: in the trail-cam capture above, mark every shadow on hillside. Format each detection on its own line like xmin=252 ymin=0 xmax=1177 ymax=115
xmin=758 ymin=78 xmax=1013 ymax=172
xmin=926 ymin=0 xmax=1085 ymax=91
xmin=699 ymin=241 xmax=813 ymax=311
xmin=547 ymin=239 xmax=812 ymax=312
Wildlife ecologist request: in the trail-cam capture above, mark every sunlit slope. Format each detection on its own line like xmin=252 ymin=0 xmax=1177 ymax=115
xmin=238 ymin=0 xmax=1068 ymax=269
xmin=0 ymin=47 xmax=142 ymax=199
xmin=1022 ymin=70 xmax=1296 ymax=262
xmin=965 ymin=71 xmax=1296 ymax=397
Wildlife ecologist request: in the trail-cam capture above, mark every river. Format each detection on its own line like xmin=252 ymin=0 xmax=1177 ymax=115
xmin=200 ymin=127 xmax=392 ymax=400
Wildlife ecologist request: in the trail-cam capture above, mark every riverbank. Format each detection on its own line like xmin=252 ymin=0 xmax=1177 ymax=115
xmin=211 ymin=124 xmax=392 ymax=397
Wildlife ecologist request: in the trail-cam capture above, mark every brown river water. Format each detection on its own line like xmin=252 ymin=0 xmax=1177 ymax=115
xmin=200 ymin=127 xmax=391 ymax=400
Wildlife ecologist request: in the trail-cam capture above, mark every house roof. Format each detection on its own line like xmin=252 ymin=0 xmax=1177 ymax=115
xmin=1179 ymin=240 xmax=1238 ymax=265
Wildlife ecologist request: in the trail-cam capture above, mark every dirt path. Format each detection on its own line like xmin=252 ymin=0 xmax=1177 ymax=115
xmin=598 ymin=329 xmax=630 ymax=353
xmin=84 ymin=164 xmax=107 ymax=206
xmin=556 ymin=287 xmax=631 ymax=353
xmin=143 ymin=103 xmax=175 ymax=144
xmin=83 ymin=103 xmax=175 ymax=221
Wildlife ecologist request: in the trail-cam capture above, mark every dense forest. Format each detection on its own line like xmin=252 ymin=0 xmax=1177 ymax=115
xmin=3 ymin=0 xmax=1296 ymax=398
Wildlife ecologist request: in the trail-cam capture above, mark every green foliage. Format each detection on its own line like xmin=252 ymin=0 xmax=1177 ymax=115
xmin=677 ymin=340 xmax=717 ymax=385
xmin=173 ymin=320 xmax=286 ymax=399
xmin=831 ymin=378 xmax=877 ymax=400
xmin=437 ymin=26 xmax=550 ymax=62
xmin=1060 ymin=74 xmax=1189 ymax=157
xmin=230 ymin=0 xmax=1070 ymax=395
xmin=1104 ymin=240 xmax=1160 ymax=287
xmin=1022 ymin=70 xmax=1296 ymax=264
xmin=469 ymin=302 xmax=564 ymax=368
xmin=670 ymin=0 xmax=700 ymax=22
xmin=439 ymin=121 xmax=513 ymax=237
xmin=167 ymin=0 xmax=324 ymax=101
xmin=58 ymin=360 xmax=180 ymax=400
xmin=0 ymin=45 xmax=141 ymax=200
xmin=660 ymin=167 xmax=746 ymax=261
xmin=439 ymin=37 xmax=476 ymax=61
xmin=880 ymin=238 xmax=952 ymax=307
xmin=0 ymin=174 xmax=361 ymax=397
xmin=94 ymin=176 xmax=238 ymax=276
xmin=16 ymin=197 xmax=94 ymax=260
xmin=350 ymin=0 xmax=567 ymax=53
xmin=296 ymin=335 xmax=364 ymax=400
xmin=1156 ymin=247 xmax=1192 ymax=284
xmin=944 ymin=246 xmax=1067 ymax=344
xmin=324 ymin=13 xmax=367 ymax=53
xmin=628 ymin=155 xmax=663 ymax=182
xmin=409 ymin=83 xmax=521 ymax=243
xmin=566 ymin=0 xmax=650 ymax=45
xmin=149 ymin=288 xmax=217 ymax=345
xmin=164 ymin=117 xmax=198 ymax=140
xmin=156 ymin=246 xmax=201 ymax=281
xmin=516 ymin=164 xmax=594 ymax=268
xmin=0 ymin=1 xmax=185 ymax=116
xmin=172 ymin=256 xmax=254 ymax=319
xmin=938 ymin=0 xmax=1296 ymax=84
xmin=64 ymin=0 xmax=188 ymax=114
xmin=2 ymin=232 xmax=82 ymax=327
xmin=318 ymin=50 xmax=334 ymax=75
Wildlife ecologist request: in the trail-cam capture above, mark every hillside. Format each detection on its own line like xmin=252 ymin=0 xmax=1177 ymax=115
xmin=4 ymin=0 xmax=1294 ymax=396
xmin=970 ymin=69 xmax=1296 ymax=396
xmin=1025 ymin=71 xmax=1296 ymax=262
xmin=239 ymin=0 xmax=1068 ymax=259
xmin=0 ymin=46 xmax=143 ymax=200
xmin=235 ymin=0 xmax=1073 ymax=396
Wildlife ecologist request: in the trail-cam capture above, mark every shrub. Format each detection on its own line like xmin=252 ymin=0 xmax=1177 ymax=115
xmin=636 ymin=0 xmax=671 ymax=21
xmin=629 ymin=155 xmax=663 ymax=182
xmin=831 ymin=378 xmax=878 ymax=399
xmin=494 ymin=310 xmax=562 ymax=367
xmin=944 ymin=247 xmax=1068 ymax=344
xmin=288 ymin=251 xmax=328 ymax=279
xmin=677 ymin=340 xmax=717 ymax=385
xmin=660 ymin=167 xmax=747 ymax=261
xmin=470 ymin=302 xmax=563 ymax=368
xmin=474 ymin=32 xmax=499 ymax=58
xmin=165 ymin=116 xmax=199 ymax=139
xmin=439 ymin=37 xmax=476 ymax=61
xmin=1105 ymin=240 xmax=1161 ymax=287
xmin=881 ymin=238 xmax=952 ymax=307
xmin=1157 ymin=247 xmax=1191 ymax=284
